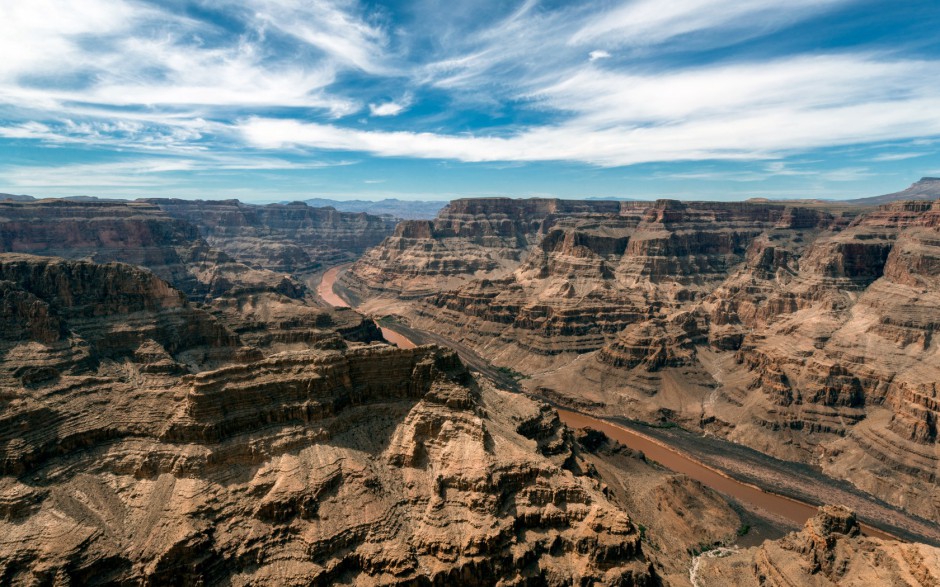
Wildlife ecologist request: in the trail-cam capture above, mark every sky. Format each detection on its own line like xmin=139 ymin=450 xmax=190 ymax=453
xmin=1 ymin=0 xmax=940 ymax=202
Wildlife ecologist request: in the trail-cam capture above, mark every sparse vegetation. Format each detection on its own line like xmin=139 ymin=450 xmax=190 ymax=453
xmin=688 ymin=542 xmax=719 ymax=557
xmin=496 ymin=366 xmax=528 ymax=382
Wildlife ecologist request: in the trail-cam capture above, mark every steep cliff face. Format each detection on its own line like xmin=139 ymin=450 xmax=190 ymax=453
xmin=375 ymin=200 xmax=852 ymax=372
xmin=694 ymin=506 xmax=940 ymax=586
xmin=696 ymin=201 xmax=940 ymax=522
xmin=0 ymin=254 xmax=247 ymax=382
xmin=149 ymin=199 xmax=396 ymax=273
xmin=0 ymin=253 xmax=683 ymax=585
xmin=348 ymin=196 xmax=940 ymax=523
xmin=0 ymin=200 xmax=384 ymax=354
xmin=341 ymin=198 xmax=643 ymax=299
xmin=0 ymin=200 xmax=307 ymax=302
xmin=0 ymin=200 xmax=206 ymax=295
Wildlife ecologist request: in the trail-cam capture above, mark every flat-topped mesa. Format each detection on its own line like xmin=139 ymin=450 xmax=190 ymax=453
xmin=0 ymin=199 xmax=205 ymax=292
xmin=148 ymin=198 xmax=396 ymax=272
xmin=470 ymin=202 xmax=840 ymax=341
xmin=343 ymin=198 xmax=636 ymax=294
xmin=444 ymin=196 xmax=624 ymax=218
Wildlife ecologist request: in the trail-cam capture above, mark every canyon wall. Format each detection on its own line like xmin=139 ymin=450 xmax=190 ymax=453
xmin=696 ymin=506 xmax=940 ymax=586
xmin=0 ymin=252 xmax=745 ymax=585
xmin=149 ymin=199 xmax=396 ymax=273
xmin=347 ymin=191 xmax=940 ymax=523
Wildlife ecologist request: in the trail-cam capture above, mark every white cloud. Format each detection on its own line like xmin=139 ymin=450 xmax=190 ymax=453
xmin=528 ymin=55 xmax=935 ymax=125
xmin=0 ymin=155 xmax=355 ymax=189
xmin=248 ymin=0 xmax=391 ymax=74
xmin=369 ymin=101 xmax=407 ymax=117
xmin=821 ymin=167 xmax=874 ymax=182
xmin=570 ymin=0 xmax=848 ymax=47
xmin=241 ymin=54 xmax=940 ymax=167
xmin=869 ymin=152 xmax=930 ymax=162
xmin=0 ymin=0 xmax=380 ymax=128
xmin=0 ymin=0 xmax=936 ymax=179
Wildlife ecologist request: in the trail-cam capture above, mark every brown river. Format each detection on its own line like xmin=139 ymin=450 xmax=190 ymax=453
xmin=318 ymin=266 xmax=895 ymax=540
xmin=317 ymin=266 xmax=415 ymax=349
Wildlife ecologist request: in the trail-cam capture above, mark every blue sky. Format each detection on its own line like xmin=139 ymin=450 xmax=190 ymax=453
xmin=1 ymin=0 xmax=939 ymax=201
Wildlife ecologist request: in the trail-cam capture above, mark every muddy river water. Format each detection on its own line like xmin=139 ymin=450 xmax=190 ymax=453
xmin=318 ymin=266 xmax=415 ymax=349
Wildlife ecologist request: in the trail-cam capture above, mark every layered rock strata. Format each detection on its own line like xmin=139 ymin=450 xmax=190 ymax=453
xmin=0 ymin=253 xmax=673 ymax=585
xmin=149 ymin=199 xmax=396 ymax=273
xmin=347 ymin=194 xmax=940 ymax=523
xmin=694 ymin=506 xmax=940 ymax=586
xmin=342 ymin=197 xmax=626 ymax=299
xmin=0 ymin=199 xmax=303 ymax=302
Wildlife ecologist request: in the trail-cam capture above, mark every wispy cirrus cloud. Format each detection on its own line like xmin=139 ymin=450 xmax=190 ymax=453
xmin=569 ymin=0 xmax=850 ymax=47
xmin=0 ymin=0 xmax=938 ymax=200
xmin=0 ymin=155 xmax=356 ymax=189
xmin=241 ymin=54 xmax=940 ymax=167
xmin=869 ymin=152 xmax=930 ymax=162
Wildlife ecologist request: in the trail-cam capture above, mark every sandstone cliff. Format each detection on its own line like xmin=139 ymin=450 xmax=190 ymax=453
xmin=0 ymin=253 xmax=673 ymax=585
xmin=346 ymin=196 xmax=940 ymax=524
xmin=694 ymin=506 xmax=940 ymax=586
xmin=0 ymin=199 xmax=306 ymax=302
xmin=149 ymin=199 xmax=396 ymax=273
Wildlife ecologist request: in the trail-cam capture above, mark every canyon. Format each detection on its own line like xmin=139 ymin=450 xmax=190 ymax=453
xmin=2 ymin=190 xmax=939 ymax=585
xmin=341 ymin=180 xmax=940 ymax=530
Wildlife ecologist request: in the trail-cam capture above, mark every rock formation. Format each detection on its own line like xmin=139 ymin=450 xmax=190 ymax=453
xmin=694 ymin=506 xmax=940 ymax=586
xmin=0 ymin=199 xmax=385 ymax=353
xmin=4 ymin=193 xmax=939 ymax=584
xmin=149 ymin=199 xmax=396 ymax=274
xmin=0 ymin=199 xmax=305 ymax=302
xmin=346 ymin=195 xmax=940 ymax=524
xmin=0 ymin=252 xmax=680 ymax=585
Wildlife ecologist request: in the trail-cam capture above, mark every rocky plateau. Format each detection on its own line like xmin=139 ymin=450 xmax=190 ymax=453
xmin=342 ymin=180 xmax=940 ymax=526
xmin=2 ymin=190 xmax=939 ymax=585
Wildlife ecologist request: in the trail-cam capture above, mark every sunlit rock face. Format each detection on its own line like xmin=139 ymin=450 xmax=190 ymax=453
xmin=349 ymin=195 xmax=940 ymax=523
xmin=695 ymin=506 xmax=940 ymax=586
xmin=0 ymin=252 xmax=667 ymax=585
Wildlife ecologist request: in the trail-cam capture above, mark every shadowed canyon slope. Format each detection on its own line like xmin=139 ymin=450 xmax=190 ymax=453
xmin=148 ymin=199 xmax=397 ymax=273
xmin=343 ymin=183 xmax=940 ymax=525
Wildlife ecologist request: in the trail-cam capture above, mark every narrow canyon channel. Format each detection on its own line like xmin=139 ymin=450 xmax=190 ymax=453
xmin=318 ymin=266 xmax=901 ymax=542
xmin=317 ymin=265 xmax=416 ymax=349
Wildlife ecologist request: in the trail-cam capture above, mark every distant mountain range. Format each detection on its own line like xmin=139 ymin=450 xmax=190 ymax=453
xmin=0 ymin=194 xmax=122 ymax=202
xmin=302 ymin=198 xmax=446 ymax=219
xmin=5 ymin=180 xmax=938 ymax=211
xmin=847 ymin=177 xmax=940 ymax=205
